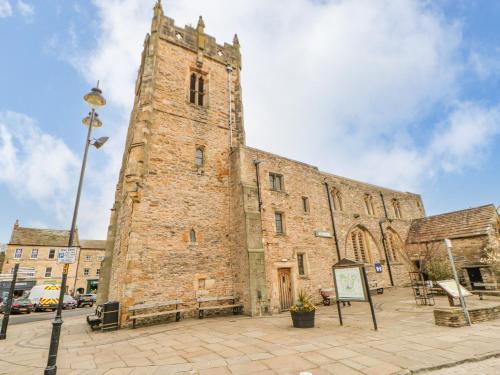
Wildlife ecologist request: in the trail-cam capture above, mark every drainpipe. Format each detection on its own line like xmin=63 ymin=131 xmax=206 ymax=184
xmin=325 ymin=182 xmax=342 ymax=261
xmin=379 ymin=192 xmax=394 ymax=286
xmin=254 ymin=160 xmax=262 ymax=212
xmin=226 ymin=65 xmax=233 ymax=149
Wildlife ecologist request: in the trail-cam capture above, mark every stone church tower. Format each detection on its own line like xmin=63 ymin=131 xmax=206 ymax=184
xmin=100 ymin=1 xmax=428 ymax=326
xmin=98 ymin=1 xmax=264 ymax=323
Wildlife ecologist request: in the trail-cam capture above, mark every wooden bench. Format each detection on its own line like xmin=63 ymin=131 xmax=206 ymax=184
xmin=471 ymin=283 xmax=500 ymax=300
xmin=128 ymin=300 xmax=186 ymax=328
xmin=196 ymin=296 xmax=243 ymax=319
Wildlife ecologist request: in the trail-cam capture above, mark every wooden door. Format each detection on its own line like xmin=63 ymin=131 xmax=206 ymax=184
xmin=278 ymin=268 xmax=292 ymax=311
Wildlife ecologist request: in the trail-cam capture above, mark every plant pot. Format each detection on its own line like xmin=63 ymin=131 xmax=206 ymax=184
xmin=291 ymin=310 xmax=315 ymax=328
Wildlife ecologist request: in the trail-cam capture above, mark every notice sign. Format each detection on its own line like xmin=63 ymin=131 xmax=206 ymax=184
xmin=437 ymin=280 xmax=472 ymax=299
xmin=334 ymin=267 xmax=367 ymax=301
xmin=58 ymin=248 xmax=77 ymax=264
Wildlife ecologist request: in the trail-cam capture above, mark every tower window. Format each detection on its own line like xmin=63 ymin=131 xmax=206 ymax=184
xmin=195 ymin=147 xmax=204 ymax=167
xmin=275 ymin=212 xmax=284 ymax=234
xmin=269 ymin=173 xmax=283 ymax=191
xmin=189 ymin=72 xmax=206 ymax=106
xmin=190 ymin=229 xmax=197 ymax=242
xmin=302 ymin=196 xmax=310 ymax=213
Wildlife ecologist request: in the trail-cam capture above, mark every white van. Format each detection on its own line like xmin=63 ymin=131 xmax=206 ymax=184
xmin=28 ymin=284 xmax=61 ymax=311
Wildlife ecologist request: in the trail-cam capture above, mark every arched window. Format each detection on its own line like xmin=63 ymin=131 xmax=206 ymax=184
xmin=351 ymin=228 xmax=369 ymax=263
xmin=198 ymin=76 xmax=205 ymax=106
xmin=189 ymin=229 xmax=197 ymax=242
xmin=364 ymin=194 xmax=375 ymax=216
xmin=189 ymin=73 xmax=197 ymax=104
xmin=385 ymin=230 xmax=400 ymax=262
xmin=189 ymin=72 xmax=206 ymax=106
xmin=392 ymin=199 xmax=402 ymax=219
xmin=195 ymin=147 xmax=204 ymax=167
xmin=331 ymin=188 xmax=343 ymax=211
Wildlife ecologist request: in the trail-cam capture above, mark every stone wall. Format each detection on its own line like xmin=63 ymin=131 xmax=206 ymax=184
xmin=434 ymin=304 xmax=500 ymax=327
xmin=238 ymin=147 xmax=422 ymax=313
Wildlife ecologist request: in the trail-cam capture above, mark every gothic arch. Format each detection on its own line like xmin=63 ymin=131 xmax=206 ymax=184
xmin=384 ymin=227 xmax=403 ymax=262
xmin=344 ymin=225 xmax=381 ymax=263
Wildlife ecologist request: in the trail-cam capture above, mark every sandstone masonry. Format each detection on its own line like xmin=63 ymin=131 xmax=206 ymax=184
xmin=98 ymin=2 xmax=498 ymax=326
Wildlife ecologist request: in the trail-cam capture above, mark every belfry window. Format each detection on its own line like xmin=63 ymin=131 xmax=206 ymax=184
xmin=189 ymin=72 xmax=206 ymax=106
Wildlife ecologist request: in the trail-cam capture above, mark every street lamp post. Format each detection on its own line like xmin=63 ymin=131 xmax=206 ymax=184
xmin=44 ymin=84 xmax=107 ymax=375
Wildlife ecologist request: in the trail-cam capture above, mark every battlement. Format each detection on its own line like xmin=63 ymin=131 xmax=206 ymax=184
xmin=153 ymin=2 xmax=241 ymax=68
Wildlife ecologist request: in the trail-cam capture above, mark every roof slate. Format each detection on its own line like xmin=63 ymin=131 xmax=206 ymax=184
xmin=9 ymin=227 xmax=79 ymax=247
xmin=407 ymin=204 xmax=498 ymax=243
xmin=80 ymin=240 xmax=107 ymax=250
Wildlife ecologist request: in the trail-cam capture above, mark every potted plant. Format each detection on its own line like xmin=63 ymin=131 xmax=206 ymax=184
xmin=290 ymin=289 xmax=316 ymax=328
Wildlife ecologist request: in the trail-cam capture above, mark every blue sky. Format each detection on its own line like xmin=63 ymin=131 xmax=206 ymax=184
xmin=0 ymin=0 xmax=499 ymax=243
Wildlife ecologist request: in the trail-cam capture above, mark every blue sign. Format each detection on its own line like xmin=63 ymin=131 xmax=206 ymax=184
xmin=374 ymin=263 xmax=382 ymax=273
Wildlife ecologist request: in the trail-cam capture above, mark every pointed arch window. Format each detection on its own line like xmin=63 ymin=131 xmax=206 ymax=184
xmin=385 ymin=231 xmax=400 ymax=262
xmin=351 ymin=228 xmax=369 ymax=263
xmin=392 ymin=199 xmax=402 ymax=219
xmin=189 ymin=229 xmax=197 ymax=242
xmin=189 ymin=72 xmax=206 ymax=106
xmin=364 ymin=194 xmax=375 ymax=216
xmin=331 ymin=188 xmax=343 ymax=211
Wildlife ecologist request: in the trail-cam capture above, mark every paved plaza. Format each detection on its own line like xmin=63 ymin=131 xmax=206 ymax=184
xmin=1 ymin=288 xmax=499 ymax=375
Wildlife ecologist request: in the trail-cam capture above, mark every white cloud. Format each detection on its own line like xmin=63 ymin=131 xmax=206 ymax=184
xmin=0 ymin=0 xmax=12 ymax=17
xmin=61 ymin=0 xmax=500 ymax=237
xmin=17 ymin=0 xmax=34 ymax=19
xmin=0 ymin=111 xmax=79 ymax=222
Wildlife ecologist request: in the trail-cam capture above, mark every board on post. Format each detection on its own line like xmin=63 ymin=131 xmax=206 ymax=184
xmin=437 ymin=280 xmax=472 ymax=307
xmin=332 ymin=258 xmax=378 ymax=330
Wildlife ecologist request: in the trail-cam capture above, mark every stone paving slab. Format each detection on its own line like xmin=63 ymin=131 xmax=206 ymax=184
xmin=0 ymin=288 xmax=499 ymax=375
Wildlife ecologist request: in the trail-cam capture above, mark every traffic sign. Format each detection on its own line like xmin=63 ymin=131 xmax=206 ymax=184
xmin=58 ymin=248 xmax=77 ymax=264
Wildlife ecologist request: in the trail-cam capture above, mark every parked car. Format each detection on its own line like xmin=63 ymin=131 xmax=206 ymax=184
xmin=77 ymin=294 xmax=95 ymax=308
xmin=10 ymin=298 xmax=33 ymax=314
xmin=63 ymin=295 xmax=77 ymax=310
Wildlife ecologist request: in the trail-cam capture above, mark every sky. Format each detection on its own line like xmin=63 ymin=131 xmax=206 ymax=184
xmin=0 ymin=0 xmax=499 ymax=243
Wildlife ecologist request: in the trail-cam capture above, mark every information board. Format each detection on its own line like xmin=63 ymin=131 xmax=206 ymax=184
xmin=437 ymin=280 xmax=472 ymax=299
xmin=333 ymin=266 xmax=367 ymax=301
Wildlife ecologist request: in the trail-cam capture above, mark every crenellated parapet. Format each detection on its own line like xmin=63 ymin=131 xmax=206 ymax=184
xmin=152 ymin=2 xmax=241 ymax=69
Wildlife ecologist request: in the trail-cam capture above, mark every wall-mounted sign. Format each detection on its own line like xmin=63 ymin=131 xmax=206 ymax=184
xmin=374 ymin=263 xmax=382 ymax=273
xmin=314 ymin=230 xmax=332 ymax=238
xmin=58 ymin=248 xmax=77 ymax=264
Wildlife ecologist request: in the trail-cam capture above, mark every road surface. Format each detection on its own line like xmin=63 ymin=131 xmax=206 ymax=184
xmin=1 ymin=306 xmax=93 ymax=325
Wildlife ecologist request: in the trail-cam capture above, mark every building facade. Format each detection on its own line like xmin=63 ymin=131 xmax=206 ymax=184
xmin=407 ymin=205 xmax=500 ymax=287
xmin=1 ymin=221 xmax=106 ymax=295
xmin=98 ymin=2 xmax=426 ymax=326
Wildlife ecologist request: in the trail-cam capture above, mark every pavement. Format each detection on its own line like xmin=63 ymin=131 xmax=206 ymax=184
xmin=2 ymin=306 xmax=92 ymax=325
xmin=0 ymin=288 xmax=499 ymax=375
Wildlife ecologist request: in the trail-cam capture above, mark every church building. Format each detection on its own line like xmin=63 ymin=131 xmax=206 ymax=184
xmin=98 ymin=2 xmax=434 ymax=326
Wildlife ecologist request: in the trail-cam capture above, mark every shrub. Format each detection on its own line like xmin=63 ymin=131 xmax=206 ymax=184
xmin=290 ymin=289 xmax=315 ymax=312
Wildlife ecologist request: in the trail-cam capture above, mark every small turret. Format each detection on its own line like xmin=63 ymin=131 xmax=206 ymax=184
xmin=233 ymin=34 xmax=240 ymax=48
xmin=197 ymin=16 xmax=206 ymax=50
xmin=151 ymin=0 xmax=164 ymax=32
xmin=13 ymin=219 xmax=19 ymax=229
